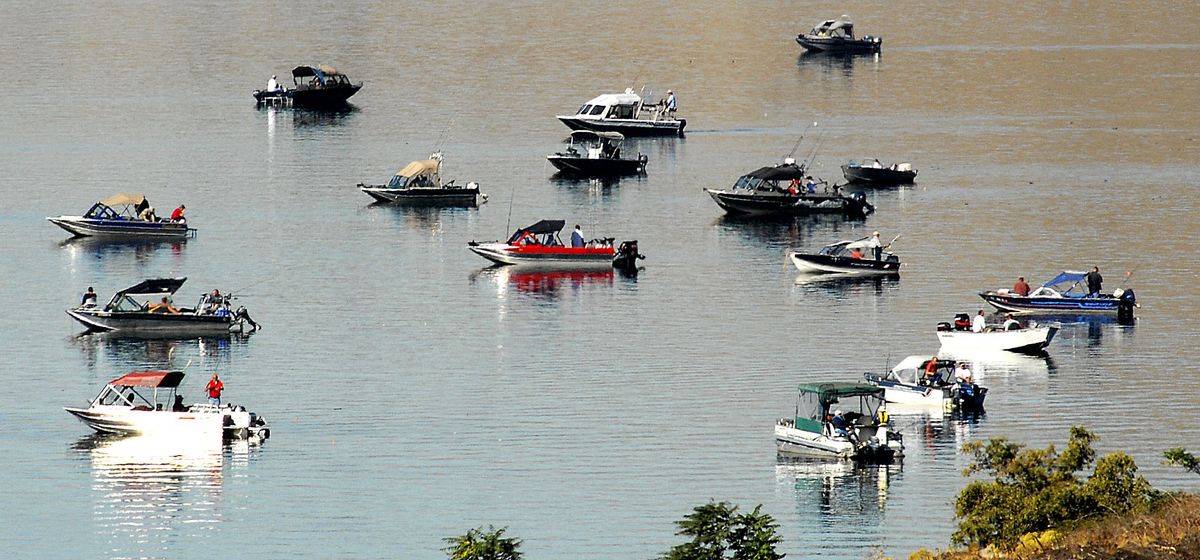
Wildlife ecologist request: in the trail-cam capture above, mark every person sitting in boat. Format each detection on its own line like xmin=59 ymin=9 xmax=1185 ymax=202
xmin=788 ymin=178 xmax=800 ymax=194
xmin=138 ymin=205 xmax=157 ymax=222
xmin=954 ymin=362 xmax=973 ymax=384
xmin=571 ymin=225 xmax=585 ymax=248
xmin=172 ymin=394 xmax=188 ymax=412
xmin=148 ymin=296 xmax=181 ymax=315
xmin=922 ymin=357 xmax=941 ymax=386
xmin=805 ymin=176 xmax=817 ymax=193
xmin=849 ymin=247 xmax=864 ymax=259
xmin=203 ymin=289 xmax=224 ymax=314
xmin=830 ymin=409 xmax=850 ymax=437
xmin=1003 ymin=314 xmax=1022 ymax=330
xmin=1012 ymin=276 xmax=1031 ymax=296
xmin=170 ymin=204 xmax=186 ymax=223
xmin=266 ymin=74 xmax=282 ymax=93
xmin=875 ymin=406 xmax=889 ymax=426
xmin=81 ymin=286 xmax=97 ymax=308
xmin=972 ymin=309 xmax=987 ymax=333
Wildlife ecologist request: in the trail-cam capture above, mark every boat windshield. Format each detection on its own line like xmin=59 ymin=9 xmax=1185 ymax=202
xmin=96 ymin=385 xmax=154 ymax=408
xmin=588 ymin=105 xmax=606 ymax=116
xmin=387 ymin=175 xmax=409 ymax=189
xmin=577 ymin=104 xmax=592 ymax=115
xmin=733 ymin=175 xmax=765 ymax=190
xmin=84 ymin=203 xmax=122 ymax=220
xmin=108 ymin=294 xmax=150 ymax=312
xmin=890 ymin=359 xmax=955 ymax=385
xmin=607 ymin=104 xmax=637 ymax=119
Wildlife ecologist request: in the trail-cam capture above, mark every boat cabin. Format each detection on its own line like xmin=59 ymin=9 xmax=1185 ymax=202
xmin=732 ymin=160 xmax=813 ymax=193
xmin=562 ymin=131 xmax=626 ymax=160
xmin=506 ymin=219 xmax=568 ymax=247
xmin=292 ymin=64 xmax=354 ymax=90
xmin=791 ymin=382 xmax=888 ymax=435
xmin=90 ymin=371 xmax=186 ymax=412
xmin=574 ymin=90 xmax=645 ymax=120
xmin=808 ymin=16 xmax=858 ymax=39
xmin=388 ymin=156 xmax=442 ymax=190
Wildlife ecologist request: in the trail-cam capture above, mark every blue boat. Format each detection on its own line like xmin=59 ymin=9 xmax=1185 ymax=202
xmin=47 ymin=194 xmax=194 ymax=240
xmin=980 ymin=271 xmax=1136 ymax=315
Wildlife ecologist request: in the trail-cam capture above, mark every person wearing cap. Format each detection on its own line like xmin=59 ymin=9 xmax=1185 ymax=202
xmin=1002 ymin=313 xmax=1021 ymax=331
xmin=865 ymin=231 xmax=890 ymax=260
xmin=266 ymin=74 xmax=281 ymax=93
xmin=954 ymin=362 xmax=973 ymax=383
xmin=665 ymin=90 xmax=676 ymax=117
xmin=830 ymin=409 xmax=849 ymax=437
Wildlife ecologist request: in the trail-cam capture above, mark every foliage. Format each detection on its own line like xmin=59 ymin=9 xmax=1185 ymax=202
xmin=1164 ymin=447 xmax=1200 ymax=475
xmin=661 ymin=501 xmax=785 ymax=560
xmin=952 ymin=426 xmax=1155 ymax=551
xmin=444 ymin=526 xmax=522 ymax=560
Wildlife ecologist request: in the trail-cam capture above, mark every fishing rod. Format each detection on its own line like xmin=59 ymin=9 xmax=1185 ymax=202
xmin=1119 ymin=266 xmax=1138 ymax=288
xmin=803 ymin=129 xmax=827 ymax=172
xmin=787 ymin=122 xmax=817 ymax=159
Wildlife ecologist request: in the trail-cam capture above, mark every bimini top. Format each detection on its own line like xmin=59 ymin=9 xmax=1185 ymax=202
xmin=811 ymin=16 xmax=855 ymax=36
xmin=507 ymin=220 xmax=566 ymax=243
xmin=116 ymin=277 xmax=187 ymax=298
xmin=396 ymin=159 xmax=440 ymax=178
xmin=582 ymin=90 xmax=643 ymax=107
xmin=797 ymin=382 xmax=884 ymax=400
xmin=891 ymin=355 xmax=936 ymax=373
xmin=292 ymin=65 xmax=342 ymax=79
xmin=1043 ymin=271 xmax=1088 ymax=288
xmin=101 ymin=193 xmax=147 ymax=207
xmin=570 ymin=130 xmax=625 ymax=142
xmin=743 ymin=163 xmax=807 ymax=181
xmin=817 ymin=236 xmax=875 ymax=255
xmin=109 ymin=370 xmax=186 ymax=388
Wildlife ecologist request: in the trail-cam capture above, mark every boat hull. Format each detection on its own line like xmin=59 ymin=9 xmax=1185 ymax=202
xmin=67 ymin=308 xmax=236 ymax=335
xmin=867 ymin=378 xmax=987 ymax=413
xmin=547 ymin=155 xmax=645 ymax=177
xmin=469 ymin=242 xmax=615 ymax=268
xmin=65 ymin=405 xmax=269 ymax=440
xmin=256 ymin=85 xmax=361 ymax=107
xmin=705 ymin=189 xmax=872 ymax=217
xmin=360 ymin=186 xmax=481 ymax=206
xmin=790 ymin=252 xmax=900 ymax=275
xmin=980 ymin=291 xmax=1121 ymax=313
xmin=47 ymin=216 xmax=191 ymax=239
xmin=557 ymin=115 xmax=685 ymax=137
xmin=796 ymin=35 xmax=882 ymax=54
xmin=841 ymin=164 xmax=917 ymax=184
xmin=774 ymin=423 xmax=901 ymax=462
xmin=937 ymin=326 xmax=1059 ymax=355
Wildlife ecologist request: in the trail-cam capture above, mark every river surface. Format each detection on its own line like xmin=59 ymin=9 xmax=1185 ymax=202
xmin=2 ymin=2 xmax=1199 ymax=559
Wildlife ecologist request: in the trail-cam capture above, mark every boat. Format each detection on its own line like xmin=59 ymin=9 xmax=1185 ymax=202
xmin=64 ymin=370 xmax=269 ymax=440
xmin=863 ymin=356 xmax=987 ymax=413
xmin=796 ymin=16 xmax=882 ymax=54
xmin=547 ymin=131 xmax=648 ymax=177
xmin=66 ymin=278 xmax=259 ymax=335
xmin=47 ymin=194 xmax=194 ymax=240
xmin=704 ymin=159 xmax=874 ymax=217
xmin=936 ymin=314 xmax=1059 ymax=354
xmin=358 ymin=152 xmax=484 ymax=206
xmin=556 ymin=88 xmax=685 ymax=137
xmin=253 ymin=65 xmax=362 ymax=107
xmin=774 ymin=382 xmax=904 ymax=463
xmin=468 ymin=220 xmax=643 ymax=272
xmin=841 ymin=160 xmax=917 ymax=184
xmin=980 ymin=271 xmax=1137 ymax=317
xmin=788 ymin=235 xmax=900 ymax=275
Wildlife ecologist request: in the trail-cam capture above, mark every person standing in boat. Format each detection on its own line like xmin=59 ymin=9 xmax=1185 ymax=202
xmin=1086 ymin=266 xmax=1103 ymax=297
xmin=81 ymin=286 xmax=97 ymax=307
xmin=865 ymin=231 xmax=890 ymax=260
xmin=205 ymin=372 xmax=224 ymax=406
xmin=972 ymin=309 xmax=987 ymax=333
xmin=570 ymin=225 xmax=585 ymax=248
xmin=170 ymin=204 xmax=186 ymax=223
xmin=665 ymin=90 xmax=676 ymax=118
xmin=1012 ymin=276 xmax=1031 ymax=296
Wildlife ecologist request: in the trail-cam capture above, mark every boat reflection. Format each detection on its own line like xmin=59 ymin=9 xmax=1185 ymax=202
xmin=937 ymin=346 xmax=1055 ymax=378
xmin=793 ymin=271 xmax=899 ymax=300
xmin=776 ymin=460 xmax=899 ymax=533
xmin=370 ymin=203 xmax=482 ymax=236
xmin=716 ymin=213 xmax=865 ymax=249
xmin=796 ymin=50 xmax=880 ymax=77
xmin=289 ymin=105 xmax=359 ymax=128
xmin=73 ymin=433 xmax=229 ymax=557
xmin=58 ymin=236 xmax=186 ymax=265
xmin=471 ymin=265 xmax=622 ymax=299
xmin=905 ymin=411 xmax=985 ymax=456
xmin=71 ymin=332 xmax=249 ymax=373
xmin=1019 ymin=313 xmax=1135 ymax=348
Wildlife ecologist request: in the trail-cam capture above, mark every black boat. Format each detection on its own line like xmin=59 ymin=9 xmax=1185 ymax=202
xmin=841 ymin=160 xmax=917 ymax=184
xmin=789 ymin=235 xmax=901 ymax=276
xmin=253 ymin=65 xmax=362 ymax=108
xmin=547 ymin=131 xmax=647 ymax=177
xmin=358 ymin=152 xmax=484 ymax=207
xmin=704 ymin=160 xmax=874 ymax=218
xmin=796 ymin=16 xmax=882 ymax=54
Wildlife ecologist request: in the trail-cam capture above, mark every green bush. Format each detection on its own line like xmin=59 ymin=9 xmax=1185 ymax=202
xmin=661 ymin=501 xmax=785 ymax=560
xmin=445 ymin=526 xmax=522 ymax=560
xmin=1164 ymin=448 xmax=1200 ymax=475
xmin=952 ymin=426 xmax=1155 ymax=550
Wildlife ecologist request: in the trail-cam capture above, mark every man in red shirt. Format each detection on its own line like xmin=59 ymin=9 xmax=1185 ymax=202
xmin=170 ymin=204 xmax=186 ymax=223
xmin=205 ymin=372 xmax=224 ymax=406
xmin=1012 ymin=276 xmax=1031 ymax=296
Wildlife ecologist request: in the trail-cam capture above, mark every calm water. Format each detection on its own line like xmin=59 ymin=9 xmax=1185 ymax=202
xmin=3 ymin=2 xmax=1199 ymax=559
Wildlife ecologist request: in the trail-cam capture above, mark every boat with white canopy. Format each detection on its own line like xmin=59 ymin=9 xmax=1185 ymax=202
xmin=796 ymin=16 xmax=882 ymax=54
xmin=358 ymin=152 xmax=483 ymax=206
xmin=864 ymin=356 xmax=987 ymax=413
xmin=557 ymin=88 xmax=685 ymax=137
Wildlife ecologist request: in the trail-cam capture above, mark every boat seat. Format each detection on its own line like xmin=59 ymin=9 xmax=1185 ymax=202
xmin=132 ymin=405 xmax=153 ymax=411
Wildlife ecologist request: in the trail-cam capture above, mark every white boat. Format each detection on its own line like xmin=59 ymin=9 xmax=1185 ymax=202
xmin=556 ymin=88 xmax=685 ymax=137
xmin=64 ymin=370 xmax=270 ymax=440
xmin=935 ymin=314 xmax=1058 ymax=354
xmin=863 ymin=356 xmax=987 ymax=413
xmin=774 ymin=382 xmax=903 ymax=462
xmin=788 ymin=235 xmax=901 ymax=276
xmin=48 ymin=193 xmax=194 ymax=240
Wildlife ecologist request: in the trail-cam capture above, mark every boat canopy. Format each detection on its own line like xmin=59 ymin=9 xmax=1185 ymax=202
xmin=797 ymin=382 xmax=884 ymax=401
xmin=812 ymin=16 xmax=854 ymax=37
xmin=101 ymin=193 xmax=147 ymax=207
xmin=116 ymin=277 xmax=187 ymax=298
xmin=570 ymin=130 xmax=625 ymax=142
xmin=110 ymin=370 xmax=186 ymax=388
xmin=582 ymin=91 xmax=643 ymax=108
xmin=744 ymin=163 xmax=807 ymax=181
xmin=507 ymin=220 xmax=566 ymax=243
xmin=396 ymin=159 xmax=440 ymax=178
xmin=292 ymin=64 xmax=341 ymax=78
xmin=818 ymin=236 xmax=874 ymax=255
xmin=1042 ymin=271 xmax=1087 ymax=288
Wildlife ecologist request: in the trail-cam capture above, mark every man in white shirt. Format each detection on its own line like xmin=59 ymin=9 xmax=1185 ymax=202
xmin=972 ymin=309 xmax=987 ymax=333
xmin=266 ymin=75 xmax=281 ymax=92
xmin=665 ymin=90 xmax=676 ymax=117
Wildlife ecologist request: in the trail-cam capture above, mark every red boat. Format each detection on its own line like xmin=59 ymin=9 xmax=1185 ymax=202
xmin=469 ymin=220 xmax=642 ymax=270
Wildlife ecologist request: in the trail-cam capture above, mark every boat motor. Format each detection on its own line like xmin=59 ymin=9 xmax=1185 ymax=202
xmin=845 ymin=191 xmax=874 ymax=217
xmin=613 ymin=240 xmax=645 ymax=274
xmin=1116 ymin=288 xmax=1137 ymax=324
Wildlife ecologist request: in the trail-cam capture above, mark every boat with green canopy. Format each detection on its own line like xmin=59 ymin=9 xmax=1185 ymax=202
xmin=774 ymin=382 xmax=903 ymax=462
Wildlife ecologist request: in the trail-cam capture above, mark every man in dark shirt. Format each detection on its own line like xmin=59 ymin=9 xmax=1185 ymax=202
xmin=1085 ymin=266 xmax=1103 ymax=297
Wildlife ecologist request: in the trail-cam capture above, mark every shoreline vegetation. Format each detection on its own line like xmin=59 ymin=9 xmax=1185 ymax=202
xmin=443 ymin=433 xmax=1198 ymax=560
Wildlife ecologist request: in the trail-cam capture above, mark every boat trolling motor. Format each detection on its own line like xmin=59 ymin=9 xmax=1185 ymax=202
xmin=612 ymin=240 xmax=645 ymax=274
xmin=1116 ymin=288 xmax=1137 ymax=324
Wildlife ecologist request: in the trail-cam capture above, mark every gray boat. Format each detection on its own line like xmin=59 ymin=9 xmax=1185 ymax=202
xmin=358 ymin=152 xmax=484 ymax=207
xmin=67 ymin=278 xmax=258 ymax=335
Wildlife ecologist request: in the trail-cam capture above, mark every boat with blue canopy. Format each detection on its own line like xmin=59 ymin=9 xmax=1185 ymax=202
xmin=47 ymin=194 xmax=194 ymax=240
xmin=980 ymin=271 xmax=1137 ymax=315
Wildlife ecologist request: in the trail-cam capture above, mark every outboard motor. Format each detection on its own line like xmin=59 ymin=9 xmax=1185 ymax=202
xmin=936 ymin=321 xmax=952 ymax=332
xmin=845 ymin=192 xmax=873 ymax=217
xmin=1116 ymin=288 xmax=1136 ymax=324
xmin=953 ymin=313 xmax=971 ymax=331
xmin=612 ymin=240 xmax=645 ymax=275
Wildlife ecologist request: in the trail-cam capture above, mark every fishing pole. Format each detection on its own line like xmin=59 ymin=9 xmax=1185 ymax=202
xmin=787 ymin=122 xmax=816 ymax=159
